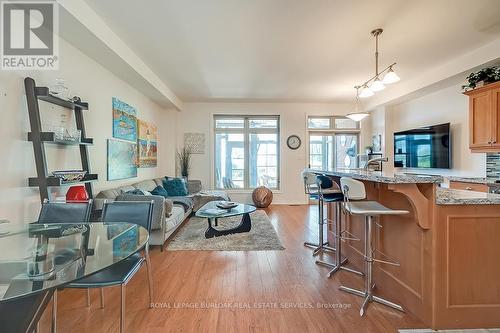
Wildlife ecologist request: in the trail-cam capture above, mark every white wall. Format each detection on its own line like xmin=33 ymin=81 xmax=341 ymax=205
xmin=372 ymin=83 xmax=485 ymax=177
xmin=0 ymin=37 xmax=177 ymax=224
xmin=175 ymin=102 xmax=360 ymax=205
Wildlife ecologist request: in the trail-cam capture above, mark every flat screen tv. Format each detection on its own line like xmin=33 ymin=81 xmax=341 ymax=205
xmin=394 ymin=123 xmax=451 ymax=169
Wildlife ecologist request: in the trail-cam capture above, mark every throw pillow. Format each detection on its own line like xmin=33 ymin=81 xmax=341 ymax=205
xmin=150 ymin=185 xmax=169 ymax=198
xmin=163 ymin=177 xmax=188 ymax=196
xmin=126 ymin=189 xmax=149 ymax=195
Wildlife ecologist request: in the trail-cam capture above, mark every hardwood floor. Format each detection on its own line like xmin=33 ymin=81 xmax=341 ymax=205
xmin=39 ymin=205 xmax=426 ymax=332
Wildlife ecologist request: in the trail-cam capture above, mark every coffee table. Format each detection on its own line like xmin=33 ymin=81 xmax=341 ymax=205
xmin=195 ymin=201 xmax=256 ymax=238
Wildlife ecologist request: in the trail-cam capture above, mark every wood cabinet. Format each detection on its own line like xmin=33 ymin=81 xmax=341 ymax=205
xmin=465 ymin=81 xmax=500 ymax=152
xmin=449 ymin=181 xmax=489 ymax=193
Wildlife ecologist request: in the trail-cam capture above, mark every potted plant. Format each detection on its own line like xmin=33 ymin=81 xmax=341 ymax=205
xmin=462 ymin=66 xmax=500 ymax=92
xmin=177 ymin=146 xmax=192 ymax=179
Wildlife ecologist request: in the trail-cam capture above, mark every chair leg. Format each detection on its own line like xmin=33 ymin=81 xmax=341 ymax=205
xmin=86 ymin=289 xmax=91 ymax=307
xmin=120 ymin=284 xmax=126 ymax=333
xmin=51 ymin=290 xmax=57 ymax=333
xmin=100 ymin=288 xmax=105 ymax=308
xmin=145 ymin=245 xmax=154 ymax=307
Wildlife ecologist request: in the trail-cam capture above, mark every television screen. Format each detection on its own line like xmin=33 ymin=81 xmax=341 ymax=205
xmin=394 ymin=123 xmax=451 ymax=169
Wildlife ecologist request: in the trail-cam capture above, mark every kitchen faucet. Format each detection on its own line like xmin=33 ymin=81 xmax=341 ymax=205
xmin=364 ymin=157 xmax=388 ymax=170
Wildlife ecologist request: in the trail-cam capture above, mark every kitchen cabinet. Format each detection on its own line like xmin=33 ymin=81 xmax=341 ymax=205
xmin=465 ymin=81 xmax=500 ymax=152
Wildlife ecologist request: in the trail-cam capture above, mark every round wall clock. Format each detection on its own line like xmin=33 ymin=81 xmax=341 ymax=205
xmin=287 ymin=135 xmax=301 ymax=150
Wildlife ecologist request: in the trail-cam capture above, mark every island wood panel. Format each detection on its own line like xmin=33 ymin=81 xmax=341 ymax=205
xmin=327 ymin=179 xmax=434 ymax=324
xmin=449 ymin=181 xmax=489 ymax=193
xmin=433 ymin=204 xmax=500 ymax=329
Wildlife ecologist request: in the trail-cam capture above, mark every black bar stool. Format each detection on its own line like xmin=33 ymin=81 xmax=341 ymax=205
xmin=314 ymin=175 xmax=363 ymax=278
xmin=302 ymin=171 xmax=335 ymax=255
xmin=338 ymin=177 xmax=408 ymax=316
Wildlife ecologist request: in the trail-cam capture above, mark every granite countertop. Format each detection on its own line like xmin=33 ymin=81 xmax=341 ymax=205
xmin=447 ymin=176 xmax=500 ymax=185
xmin=308 ymin=168 xmax=443 ymax=184
xmin=436 ymin=188 xmax=500 ymax=205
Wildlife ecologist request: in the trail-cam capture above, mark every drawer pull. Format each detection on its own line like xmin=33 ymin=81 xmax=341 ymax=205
xmin=465 ymin=187 xmax=472 ymax=190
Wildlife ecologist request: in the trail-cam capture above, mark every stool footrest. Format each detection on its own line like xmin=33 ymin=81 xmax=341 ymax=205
xmin=370 ymin=249 xmax=400 ymax=266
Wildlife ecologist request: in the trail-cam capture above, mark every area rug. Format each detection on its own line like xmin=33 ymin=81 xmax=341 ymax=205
xmin=166 ymin=210 xmax=285 ymax=251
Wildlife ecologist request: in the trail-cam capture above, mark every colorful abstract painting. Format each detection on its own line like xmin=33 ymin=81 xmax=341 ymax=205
xmin=107 ymin=139 xmax=138 ymax=180
xmin=112 ymin=97 xmax=137 ymax=142
xmin=137 ymin=120 xmax=158 ymax=168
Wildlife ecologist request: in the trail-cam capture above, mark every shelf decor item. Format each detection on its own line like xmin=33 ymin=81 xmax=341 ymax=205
xmin=462 ymin=66 xmax=500 ymax=92
xmin=112 ymin=97 xmax=138 ymax=142
xmin=137 ymin=120 xmax=158 ymax=168
xmin=66 ymin=185 xmax=90 ymax=202
xmin=52 ymin=170 xmax=87 ymax=183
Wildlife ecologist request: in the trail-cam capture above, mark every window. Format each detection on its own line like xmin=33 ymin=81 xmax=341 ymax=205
xmin=307 ymin=116 xmax=359 ymax=170
xmin=214 ymin=116 xmax=280 ymax=189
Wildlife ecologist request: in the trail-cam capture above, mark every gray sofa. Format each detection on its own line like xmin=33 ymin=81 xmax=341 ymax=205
xmin=94 ymin=177 xmax=229 ymax=249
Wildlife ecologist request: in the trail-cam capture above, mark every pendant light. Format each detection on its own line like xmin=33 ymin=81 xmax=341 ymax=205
xmin=356 ymin=28 xmax=400 ymax=98
xmin=382 ymin=65 xmax=400 ymax=84
xmin=347 ymin=86 xmax=369 ymax=122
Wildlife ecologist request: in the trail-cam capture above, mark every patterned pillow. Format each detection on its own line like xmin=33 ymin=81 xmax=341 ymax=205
xmin=163 ymin=177 xmax=188 ymax=196
xmin=150 ymin=185 xmax=169 ymax=198
xmin=126 ymin=189 xmax=151 ymax=196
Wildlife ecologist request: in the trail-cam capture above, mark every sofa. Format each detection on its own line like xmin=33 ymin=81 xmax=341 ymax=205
xmin=94 ymin=177 xmax=229 ymax=249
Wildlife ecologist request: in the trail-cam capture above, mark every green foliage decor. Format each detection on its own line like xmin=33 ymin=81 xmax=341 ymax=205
xmin=462 ymin=66 xmax=500 ymax=92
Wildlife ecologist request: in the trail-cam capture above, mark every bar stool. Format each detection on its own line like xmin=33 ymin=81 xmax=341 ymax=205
xmin=338 ymin=177 xmax=408 ymax=316
xmin=302 ymin=171 xmax=335 ymax=255
xmin=314 ymin=175 xmax=363 ymax=278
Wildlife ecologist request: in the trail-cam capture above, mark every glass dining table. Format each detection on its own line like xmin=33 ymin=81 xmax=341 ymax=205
xmin=0 ymin=222 xmax=149 ymax=302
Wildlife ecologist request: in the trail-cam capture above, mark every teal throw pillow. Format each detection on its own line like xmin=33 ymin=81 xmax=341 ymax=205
xmin=163 ymin=177 xmax=188 ymax=196
xmin=150 ymin=185 xmax=169 ymax=198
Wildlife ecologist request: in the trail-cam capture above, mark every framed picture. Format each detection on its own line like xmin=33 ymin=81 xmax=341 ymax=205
xmin=107 ymin=139 xmax=138 ymax=180
xmin=112 ymin=97 xmax=137 ymax=142
xmin=372 ymin=134 xmax=382 ymax=152
xmin=184 ymin=132 xmax=205 ymax=154
xmin=137 ymin=120 xmax=158 ymax=168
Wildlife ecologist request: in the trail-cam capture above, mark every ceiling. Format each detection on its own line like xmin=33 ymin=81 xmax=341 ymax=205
xmin=84 ymin=0 xmax=500 ymax=103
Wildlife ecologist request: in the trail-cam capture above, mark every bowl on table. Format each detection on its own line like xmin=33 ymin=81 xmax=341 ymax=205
xmin=216 ymin=201 xmax=238 ymax=210
xmin=52 ymin=170 xmax=87 ymax=182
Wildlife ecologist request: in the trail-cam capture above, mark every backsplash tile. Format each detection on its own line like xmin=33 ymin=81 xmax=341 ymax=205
xmin=486 ymin=153 xmax=500 ymax=178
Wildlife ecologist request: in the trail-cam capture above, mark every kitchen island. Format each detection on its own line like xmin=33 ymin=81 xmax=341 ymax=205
xmin=308 ymin=169 xmax=500 ymax=329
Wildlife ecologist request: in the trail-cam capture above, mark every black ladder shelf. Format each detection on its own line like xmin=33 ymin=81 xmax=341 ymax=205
xmin=24 ymin=77 xmax=98 ymax=202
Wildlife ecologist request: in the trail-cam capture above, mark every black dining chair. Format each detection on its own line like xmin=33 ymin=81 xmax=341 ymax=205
xmin=65 ymin=200 xmax=155 ymax=333
xmin=0 ymin=290 xmax=54 ymax=333
xmin=37 ymin=199 xmax=93 ymax=224
xmin=36 ymin=199 xmax=93 ymax=333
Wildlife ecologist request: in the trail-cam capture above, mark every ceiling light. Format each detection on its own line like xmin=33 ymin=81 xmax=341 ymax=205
xmin=346 ymin=112 xmax=369 ymax=122
xmin=382 ymin=67 xmax=400 ymax=84
xmin=353 ymin=28 xmax=400 ymax=98
xmin=370 ymin=77 xmax=385 ymax=91
xmin=359 ymin=85 xmax=374 ymax=98
xmin=347 ymin=86 xmax=370 ymax=122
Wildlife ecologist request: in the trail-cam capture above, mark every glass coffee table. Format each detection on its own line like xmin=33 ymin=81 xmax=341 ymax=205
xmin=195 ymin=201 xmax=256 ymax=238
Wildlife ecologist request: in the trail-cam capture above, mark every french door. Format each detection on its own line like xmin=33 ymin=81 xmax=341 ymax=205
xmin=309 ymin=133 xmax=358 ymax=170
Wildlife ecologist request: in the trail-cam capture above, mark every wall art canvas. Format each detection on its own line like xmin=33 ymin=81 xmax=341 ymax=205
xmin=372 ymin=134 xmax=382 ymax=153
xmin=107 ymin=139 xmax=138 ymax=181
xmin=184 ymin=132 xmax=205 ymax=154
xmin=137 ymin=120 xmax=158 ymax=168
xmin=112 ymin=97 xmax=137 ymax=142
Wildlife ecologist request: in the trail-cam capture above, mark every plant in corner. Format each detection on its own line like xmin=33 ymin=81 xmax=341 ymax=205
xmin=462 ymin=66 xmax=500 ymax=92
xmin=177 ymin=146 xmax=192 ymax=178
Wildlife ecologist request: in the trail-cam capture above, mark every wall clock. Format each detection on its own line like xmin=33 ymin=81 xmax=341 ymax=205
xmin=287 ymin=135 xmax=301 ymax=150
